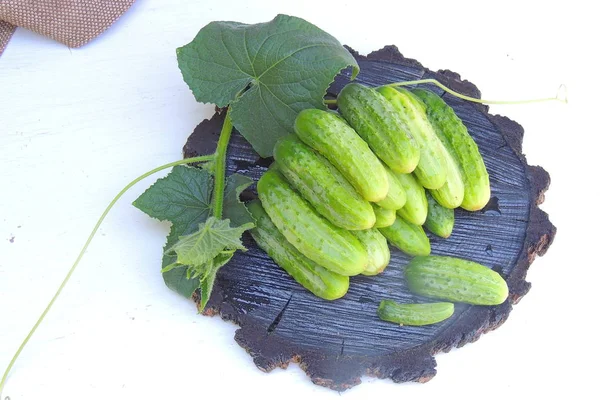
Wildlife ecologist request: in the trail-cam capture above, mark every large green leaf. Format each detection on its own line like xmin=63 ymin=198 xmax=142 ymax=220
xmin=177 ymin=14 xmax=359 ymax=157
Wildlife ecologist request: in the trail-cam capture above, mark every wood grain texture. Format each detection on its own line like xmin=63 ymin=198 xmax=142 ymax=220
xmin=182 ymin=45 xmax=555 ymax=390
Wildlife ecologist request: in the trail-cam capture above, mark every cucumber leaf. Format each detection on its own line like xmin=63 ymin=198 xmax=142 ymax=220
xmin=163 ymin=218 xmax=252 ymax=311
xmin=164 ymin=217 xmax=252 ymax=271
xmin=133 ymin=166 xmax=254 ymax=298
xmin=222 ymin=173 xmax=254 ymax=227
xmin=177 ymin=14 xmax=359 ymax=157
xmin=133 ymin=165 xmax=213 ymax=236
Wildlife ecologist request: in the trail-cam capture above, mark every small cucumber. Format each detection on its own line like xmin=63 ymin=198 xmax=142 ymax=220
xmin=372 ymin=204 xmax=396 ymax=228
xmin=424 ymin=192 xmax=455 ymax=238
xmin=377 ymin=300 xmax=454 ymax=326
xmin=394 ymin=173 xmax=428 ymax=225
xmin=352 ymin=228 xmax=391 ymax=276
xmin=412 ymin=89 xmax=490 ymax=211
xmin=337 ymin=83 xmax=420 ymax=173
xmin=376 ymin=86 xmax=448 ymax=189
xmin=273 ymin=135 xmax=375 ymax=230
xmin=405 ymin=256 xmax=509 ymax=305
xmin=294 ymin=108 xmax=389 ymax=202
xmin=379 ymin=215 xmax=431 ymax=256
xmin=248 ymin=200 xmax=349 ymax=300
xmin=375 ymin=165 xmax=407 ymax=210
xmin=257 ymin=169 xmax=367 ymax=276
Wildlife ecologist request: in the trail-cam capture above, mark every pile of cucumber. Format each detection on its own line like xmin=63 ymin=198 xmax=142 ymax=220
xmin=249 ymin=84 xmax=508 ymax=326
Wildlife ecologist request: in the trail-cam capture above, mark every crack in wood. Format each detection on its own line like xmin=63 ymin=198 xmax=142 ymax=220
xmin=337 ymin=338 xmax=346 ymax=360
xmin=267 ymin=293 xmax=293 ymax=335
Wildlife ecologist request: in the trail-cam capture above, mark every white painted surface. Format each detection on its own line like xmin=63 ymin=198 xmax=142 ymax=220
xmin=0 ymin=1 xmax=597 ymax=399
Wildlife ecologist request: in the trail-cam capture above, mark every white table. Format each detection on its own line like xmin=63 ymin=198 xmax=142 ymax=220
xmin=1 ymin=1 xmax=597 ymax=399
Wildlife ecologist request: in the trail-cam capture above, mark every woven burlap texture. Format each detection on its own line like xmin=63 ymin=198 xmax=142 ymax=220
xmin=0 ymin=0 xmax=134 ymax=56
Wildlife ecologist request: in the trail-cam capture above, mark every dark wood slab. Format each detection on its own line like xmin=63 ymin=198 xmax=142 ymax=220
xmin=182 ymin=45 xmax=556 ymax=391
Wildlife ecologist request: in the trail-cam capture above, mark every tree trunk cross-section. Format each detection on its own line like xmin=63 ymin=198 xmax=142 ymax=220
xmin=182 ymin=45 xmax=556 ymax=391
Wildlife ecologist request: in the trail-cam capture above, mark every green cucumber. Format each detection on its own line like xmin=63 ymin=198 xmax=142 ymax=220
xmin=337 ymin=83 xmax=420 ymax=173
xmin=424 ymin=192 xmax=455 ymax=238
xmin=405 ymin=256 xmax=509 ymax=305
xmin=377 ymin=300 xmax=454 ymax=326
xmin=379 ymin=215 xmax=431 ymax=256
xmin=376 ymin=86 xmax=448 ymax=189
xmin=273 ymin=135 xmax=375 ymax=230
xmin=429 ymin=146 xmax=465 ymax=209
xmin=372 ymin=204 xmax=396 ymax=228
xmin=412 ymin=89 xmax=490 ymax=211
xmin=394 ymin=173 xmax=428 ymax=225
xmin=294 ymin=108 xmax=389 ymax=202
xmin=352 ymin=228 xmax=391 ymax=276
xmin=248 ymin=200 xmax=349 ymax=300
xmin=375 ymin=165 xmax=407 ymax=210
xmin=258 ymin=169 xmax=367 ymax=276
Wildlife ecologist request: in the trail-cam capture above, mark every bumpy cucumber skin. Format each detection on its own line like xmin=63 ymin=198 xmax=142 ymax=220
xmin=394 ymin=173 xmax=428 ymax=225
xmin=375 ymin=165 xmax=407 ymax=210
xmin=274 ymin=135 xmax=375 ymax=230
xmin=412 ymin=89 xmax=490 ymax=211
xmin=248 ymin=201 xmax=349 ymax=300
xmin=424 ymin=192 xmax=455 ymax=238
xmin=405 ymin=256 xmax=509 ymax=305
xmin=352 ymin=228 xmax=391 ymax=276
xmin=257 ymin=169 xmax=367 ymax=276
xmin=376 ymin=87 xmax=447 ymax=190
xmin=294 ymin=109 xmax=389 ymax=202
xmin=372 ymin=204 xmax=396 ymax=228
xmin=377 ymin=300 xmax=454 ymax=326
xmin=337 ymin=83 xmax=420 ymax=174
xmin=379 ymin=215 xmax=431 ymax=256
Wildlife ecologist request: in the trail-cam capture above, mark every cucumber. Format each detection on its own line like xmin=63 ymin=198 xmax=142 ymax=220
xmin=405 ymin=256 xmax=509 ymax=305
xmin=337 ymin=83 xmax=420 ymax=173
xmin=248 ymin=200 xmax=349 ymax=300
xmin=375 ymin=165 xmax=407 ymax=210
xmin=273 ymin=135 xmax=375 ymax=230
xmin=394 ymin=173 xmax=428 ymax=225
xmin=429 ymin=145 xmax=465 ymax=209
xmin=377 ymin=300 xmax=454 ymax=326
xmin=352 ymin=228 xmax=391 ymax=276
xmin=376 ymin=86 xmax=447 ymax=189
xmin=412 ymin=89 xmax=490 ymax=211
xmin=294 ymin=108 xmax=389 ymax=202
xmin=372 ymin=204 xmax=396 ymax=228
xmin=424 ymin=192 xmax=455 ymax=238
xmin=379 ymin=215 xmax=431 ymax=256
xmin=258 ymin=169 xmax=367 ymax=276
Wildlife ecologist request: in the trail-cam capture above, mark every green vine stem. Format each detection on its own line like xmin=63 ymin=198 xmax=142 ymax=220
xmin=324 ymin=79 xmax=568 ymax=106
xmin=0 ymin=154 xmax=214 ymax=398
xmin=380 ymin=79 xmax=568 ymax=105
xmin=212 ymin=109 xmax=234 ymax=219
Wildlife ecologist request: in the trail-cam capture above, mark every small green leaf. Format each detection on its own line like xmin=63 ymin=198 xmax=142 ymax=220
xmin=223 ymin=173 xmax=254 ymax=227
xmin=163 ymin=217 xmax=253 ymax=306
xmin=177 ymin=14 xmax=359 ymax=157
xmin=133 ymin=166 xmax=215 ymax=297
xmin=199 ymin=270 xmax=218 ymax=311
xmin=133 ymin=165 xmax=213 ymax=234
xmin=166 ymin=217 xmax=252 ymax=267
xmin=198 ymin=252 xmax=234 ymax=311
xmin=161 ymin=229 xmax=200 ymax=298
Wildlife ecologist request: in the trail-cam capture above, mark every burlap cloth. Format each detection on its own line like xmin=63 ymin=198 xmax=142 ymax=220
xmin=0 ymin=0 xmax=135 ymax=56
